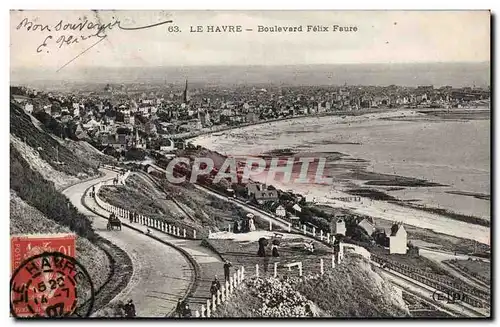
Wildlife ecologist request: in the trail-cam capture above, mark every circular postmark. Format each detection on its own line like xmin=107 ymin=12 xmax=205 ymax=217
xmin=10 ymin=251 xmax=95 ymax=318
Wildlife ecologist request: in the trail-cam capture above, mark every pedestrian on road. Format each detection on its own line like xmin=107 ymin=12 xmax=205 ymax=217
xmin=182 ymin=303 xmax=192 ymax=318
xmin=210 ymin=275 xmax=221 ymax=297
xmin=124 ymin=299 xmax=136 ymax=317
xmin=175 ymin=300 xmax=183 ymax=318
xmin=223 ymin=260 xmax=232 ymax=282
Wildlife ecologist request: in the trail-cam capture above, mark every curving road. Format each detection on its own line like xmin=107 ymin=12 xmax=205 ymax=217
xmin=63 ymin=169 xmax=193 ymax=317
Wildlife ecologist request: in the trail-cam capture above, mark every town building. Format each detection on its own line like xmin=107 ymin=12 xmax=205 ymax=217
xmin=389 ymin=222 xmax=407 ymax=254
xmin=332 ymin=217 xmax=347 ymax=236
xmin=275 ymin=205 xmax=286 ymax=218
xmin=358 ymin=217 xmax=375 ymax=236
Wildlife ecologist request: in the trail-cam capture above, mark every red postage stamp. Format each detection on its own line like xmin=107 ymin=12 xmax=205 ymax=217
xmin=10 ymin=234 xmax=81 ymax=317
xmin=11 ymin=233 xmax=76 ymax=273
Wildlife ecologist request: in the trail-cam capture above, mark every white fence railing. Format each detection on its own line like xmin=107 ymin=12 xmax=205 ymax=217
xmin=92 ymin=179 xmax=198 ymax=240
xmin=206 ymin=252 xmax=346 ymax=317
xmin=194 ymin=266 xmax=246 ymax=318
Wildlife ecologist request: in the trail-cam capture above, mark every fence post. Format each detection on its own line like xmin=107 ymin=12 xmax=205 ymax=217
xmin=212 ymin=294 xmax=216 ymax=312
xmin=228 ymin=277 xmax=233 ymax=294
xmin=339 ymin=243 xmax=344 ymax=263
xmin=241 ymin=266 xmax=245 ymax=281
xmin=206 ymin=299 xmax=211 ymax=317
xmin=183 ymin=229 xmax=186 ymax=238
xmin=320 ymin=258 xmax=324 ymax=275
xmin=225 ymin=282 xmax=230 ymax=298
xmin=274 ymin=262 xmax=278 ymax=278
xmin=193 ymin=230 xmax=197 ymax=239
xmin=312 ymin=227 xmax=316 ymax=237
xmin=221 ymin=285 xmax=226 ymax=303
xmin=332 ymin=254 xmax=336 ymax=268
xmin=195 ymin=310 xmax=200 ymax=318
xmin=320 ymin=230 xmax=323 ymax=241
xmin=217 ymin=289 xmax=221 ymax=305
xmin=255 ymin=264 xmax=259 ymax=278
xmin=168 ymin=224 xmax=171 ymax=234
xmin=299 ymin=262 xmax=303 ymax=277
xmin=269 ymin=219 xmax=272 ymax=231
xmin=327 ymin=233 xmax=331 ymax=243
xmin=177 ymin=227 xmax=181 ymax=237
xmin=303 ymin=225 xmax=306 ymax=235
xmin=201 ymin=305 xmax=205 ymax=318
xmin=288 ymin=223 xmax=291 ymax=233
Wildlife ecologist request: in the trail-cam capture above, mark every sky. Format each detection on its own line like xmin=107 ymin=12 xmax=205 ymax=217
xmin=10 ymin=10 xmax=490 ymax=71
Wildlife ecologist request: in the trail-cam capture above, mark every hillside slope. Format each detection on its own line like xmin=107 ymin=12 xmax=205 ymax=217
xmin=10 ymin=100 xmax=124 ymax=315
xmin=214 ymin=255 xmax=409 ymax=318
xmin=10 ymin=101 xmax=99 ymax=179
xmin=10 ymin=190 xmax=110 ymax=290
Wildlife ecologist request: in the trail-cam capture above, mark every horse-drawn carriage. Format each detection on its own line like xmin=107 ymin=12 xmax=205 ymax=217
xmin=107 ymin=214 xmax=122 ymax=231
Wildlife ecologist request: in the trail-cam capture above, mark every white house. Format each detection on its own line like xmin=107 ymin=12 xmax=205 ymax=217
xmin=389 ymin=223 xmax=407 ymax=254
xmin=332 ymin=217 xmax=346 ymax=236
xmin=275 ymin=205 xmax=286 ymax=218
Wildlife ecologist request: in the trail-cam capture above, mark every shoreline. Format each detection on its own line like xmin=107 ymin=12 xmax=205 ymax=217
xmin=189 ymin=110 xmax=490 ymax=245
xmin=183 ymin=108 xmax=393 ymax=142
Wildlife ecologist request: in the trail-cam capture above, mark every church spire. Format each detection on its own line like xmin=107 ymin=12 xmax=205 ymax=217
xmin=183 ymin=79 xmax=189 ymax=104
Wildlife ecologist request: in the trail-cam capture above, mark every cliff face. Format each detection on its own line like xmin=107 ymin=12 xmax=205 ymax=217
xmin=9 ymin=100 xmax=113 ymax=274
xmin=213 ymin=254 xmax=409 ymax=318
xmin=10 ymin=101 xmax=99 ymax=182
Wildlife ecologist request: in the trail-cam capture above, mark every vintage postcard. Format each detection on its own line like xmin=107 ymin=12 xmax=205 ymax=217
xmin=9 ymin=10 xmax=491 ymax=319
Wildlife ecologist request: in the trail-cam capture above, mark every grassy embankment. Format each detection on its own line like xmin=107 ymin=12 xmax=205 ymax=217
xmin=98 ymin=173 xmax=267 ymax=237
xmin=204 ymin=236 xmax=333 ymax=277
xmin=10 ymin=190 xmax=110 ymax=292
xmin=213 ymin=255 xmax=410 ymax=318
xmin=10 ymin=102 xmax=100 ymax=179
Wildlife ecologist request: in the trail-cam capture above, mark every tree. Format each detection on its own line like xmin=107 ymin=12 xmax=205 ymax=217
xmin=125 ymin=148 xmax=146 ymax=161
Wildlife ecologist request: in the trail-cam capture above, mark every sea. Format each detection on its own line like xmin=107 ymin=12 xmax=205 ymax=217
xmin=192 ymin=110 xmax=491 ymax=244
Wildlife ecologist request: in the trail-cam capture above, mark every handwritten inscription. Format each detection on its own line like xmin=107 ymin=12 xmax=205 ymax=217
xmin=15 ymin=17 xmax=175 ymax=54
